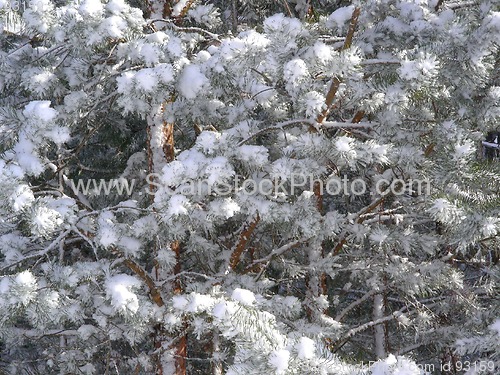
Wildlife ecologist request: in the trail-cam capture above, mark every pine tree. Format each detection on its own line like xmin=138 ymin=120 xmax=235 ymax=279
xmin=0 ymin=0 xmax=498 ymax=374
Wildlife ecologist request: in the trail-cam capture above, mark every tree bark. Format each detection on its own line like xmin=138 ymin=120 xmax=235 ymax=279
xmin=373 ymin=293 xmax=387 ymax=359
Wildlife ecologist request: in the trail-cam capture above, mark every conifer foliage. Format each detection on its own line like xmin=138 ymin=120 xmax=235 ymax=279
xmin=0 ymin=0 xmax=499 ymax=374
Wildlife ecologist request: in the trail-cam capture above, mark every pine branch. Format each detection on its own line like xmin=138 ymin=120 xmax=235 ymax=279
xmin=335 ymin=289 xmax=378 ymax=322
xmin=311 ymin=38 xmax=366 ymax=315
xmin=162 ymin=121 xmax=175 ymax=162
xmin=332 ymin=194 xmax=389 ymax=256
xmin=313 ymin=180 xmax=323 ymax=213
xmin=434 ymin=0 xmax=445 ymax=12
xmin=334 ymin=306 xmax=408 ymax=347
xmin=231 ymin=0 xmax=238 ymax=34
xmin=150 ymin=19 xmax=221 ymax=42
xmin=238 ymin=119 xmax=375 ymax=146
xmin=146 ymin=120 xmax=156 ymax=199
xmin=243 ymin=239 xmax=303 ymax=273
xmin=0 ymin=230 xmax=71 ymax=272
xmin=237 ymin=119 xmax=312 ymax=146
xmin=316 ymin=77 xmax=342 ymax=124
xmin=323 ymin=120 xmax=374 ymax=129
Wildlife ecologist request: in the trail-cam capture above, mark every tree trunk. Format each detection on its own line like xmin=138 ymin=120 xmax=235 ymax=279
xmin=373 ymin=293 xmax=386 ymax=359
xmin=212 ymin=331 xmax=223 ymax=375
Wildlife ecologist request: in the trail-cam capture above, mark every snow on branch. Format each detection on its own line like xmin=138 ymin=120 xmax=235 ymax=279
xmin=482 ymin=141 xmax=500 ymax=149
xmin=149 ymin=19 xmax=221 ymax=42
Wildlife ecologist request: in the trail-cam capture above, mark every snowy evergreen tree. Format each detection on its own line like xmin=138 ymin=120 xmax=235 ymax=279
xmin=0 ymin=0 xmax=498 ymax=374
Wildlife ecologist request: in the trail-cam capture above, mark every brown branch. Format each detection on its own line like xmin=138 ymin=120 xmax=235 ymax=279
xmin=351 ymin=110 xmax=365 ymax=124
xmin=343 ymin=7 xmax=361 ymax=50
xmin=231 ymin=0 xmax=238 ymax=34
xmin=122 ymin=258 xmax=165 ymax=307
xmin=229 ymin=214 xmax=260 ymax=269
xmin=109 ymin=247 xmax=165 ymax=307
xmin=160 ymin=97 xmax=177 ymax=163
xmin=316 ymin=8 xmax=361 ymax=124
xmin=162 ymin=0 xmax=174 ymax=19
xmin=159 ymin=97 xmax=187 ymax=375
xmin=278 ymin=0 xmax=294 ymax=17
xmin=171 ymin=240 xmax=183 ymax=293
xmin=143 ymin=96 xmax=184 ymax=374
xmin=162 ymin=121 xmax=175 ymax=162
xmin=424 ymin=143 xmax=435 ymax=157
xmin=316 ymin=77 xmax=342 ymax=124
xmin=310 ymin=9 xmax=364 ymax=312
xmin=313 ymin=181 xmax=327 ymax=302
xmin=313 ymin=181 xmax=323 ymax=214
xmin=174 ymin=332 xmax=187 ymax=375
xmin=178 ymin=0 xmax=196 ymax=19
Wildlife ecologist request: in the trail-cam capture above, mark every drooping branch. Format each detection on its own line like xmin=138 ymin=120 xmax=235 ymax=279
xmin=0 ymin=229 xmax=71 ymax=272
xmin=109 ymin=247 xmax=164 ymax=307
